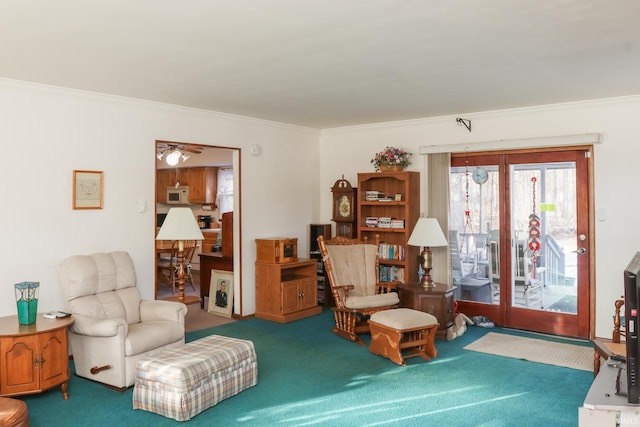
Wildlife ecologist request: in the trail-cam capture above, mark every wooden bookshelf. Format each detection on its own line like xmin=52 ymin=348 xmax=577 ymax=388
xmin=357 ymin=171 xmax=420 ymax=284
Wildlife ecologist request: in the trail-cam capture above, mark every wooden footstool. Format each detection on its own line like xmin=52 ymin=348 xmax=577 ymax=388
xmin=368 ymin=308 xmax=439 ymax=366
xmin=0 ymin=397 xmax=29 ymax=427
xmin=133 ymin=335 xmax=257 ymax=421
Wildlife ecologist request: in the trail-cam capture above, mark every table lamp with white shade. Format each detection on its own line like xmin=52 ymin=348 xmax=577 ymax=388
xmin=407 ymin=217 xmax=448 ymax=288
xmin=156 ymin=207 xmax=204 ymax=303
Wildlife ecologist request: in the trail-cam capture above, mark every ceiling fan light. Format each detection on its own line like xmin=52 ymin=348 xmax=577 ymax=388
xmin=166 ymin=150 xmax=181 ymax=166
xmin=181 ymin=153 xmax=190 ymax=161
xmin=156 ymin=152 xmax=164 ymax=161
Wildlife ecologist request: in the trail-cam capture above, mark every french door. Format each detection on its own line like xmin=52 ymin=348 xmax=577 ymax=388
xmin=449 ymin=148 xmax=591 ymax=338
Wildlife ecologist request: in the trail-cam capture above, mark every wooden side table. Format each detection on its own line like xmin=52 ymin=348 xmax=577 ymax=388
xmin=255 ymin=259 xmax=322 ymax=323
xmin=0 ymin=314 xmax=73 ymax=399
xmin=396 ymin=283 xmax=456 ymax=338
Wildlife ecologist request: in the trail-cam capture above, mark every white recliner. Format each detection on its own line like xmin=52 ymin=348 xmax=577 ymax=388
xmin=58 ymin=251 xmax=187 ymax=390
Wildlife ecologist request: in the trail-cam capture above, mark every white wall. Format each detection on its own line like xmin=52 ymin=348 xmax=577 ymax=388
xmin=0 ymin=79 xmax=320 ymax=318
xmin=3 ymin=76 xmax=637 ymax=338
xmin=318 ymin=95 xmax=640 ymax=338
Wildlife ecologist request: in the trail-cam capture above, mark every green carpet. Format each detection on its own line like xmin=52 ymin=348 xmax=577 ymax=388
xmin=22 ymin=309 xmax=592 ymax=426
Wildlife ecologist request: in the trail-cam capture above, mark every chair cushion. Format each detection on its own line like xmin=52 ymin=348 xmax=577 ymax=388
xmin=325 ymin=244 xmax=378 ymax=296
xmin=370 ymin=308 xmax=438 ymax=329
xmin=345 ymin=292 xmax=399 ymax=309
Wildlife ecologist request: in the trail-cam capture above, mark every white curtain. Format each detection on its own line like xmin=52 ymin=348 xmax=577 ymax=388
xmin=216 ymin=168 xmax=234 ymax=221
xmin=426 ymin=153 xmax=451 ymax=286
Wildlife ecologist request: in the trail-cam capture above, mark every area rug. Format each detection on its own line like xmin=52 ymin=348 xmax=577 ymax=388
xmin=464 ymin=331 xmax=593 ymax=371
xmin=546 ymin=294 xmax=577 ymax=313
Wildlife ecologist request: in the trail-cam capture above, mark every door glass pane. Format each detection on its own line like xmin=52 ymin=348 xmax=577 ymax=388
xmin=510 ymin=162 xmax=577 ymax=313
xmin=449 ymin=164 xmax=499 ymax=304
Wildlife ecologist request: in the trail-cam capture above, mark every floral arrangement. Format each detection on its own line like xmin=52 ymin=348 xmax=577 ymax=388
xmin=370 ymin=146 xmax=412 ymax=171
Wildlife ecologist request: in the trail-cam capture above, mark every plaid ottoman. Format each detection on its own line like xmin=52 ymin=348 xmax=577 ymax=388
xmin=133 ymin=335 xmax=258 ymax=421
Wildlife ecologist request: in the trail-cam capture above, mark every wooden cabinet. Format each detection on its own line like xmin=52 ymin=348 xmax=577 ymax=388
xmin=183 ymin=167 xmax=217 ymax=204
xmin=357 ymin=171 xmax=420 ymax=284
xmin=281 ymin=277 xmax=318 ymax=314
xmin=156 ymin=168 xmax=174 ymax=203
xmin=199 ymin=253 xmax=233 ymax=309
xmin=156 ymin=167 xmax=217 ymax=204
xmin=255 ymin=259 xmax=323 ymax=323
xmin=198 ymin=212 xmax=234 ymax=309
xmin=397 ymin=283 xmax=456 ymax=337
xmin=0 ymin=315 xmax=73 ymax=399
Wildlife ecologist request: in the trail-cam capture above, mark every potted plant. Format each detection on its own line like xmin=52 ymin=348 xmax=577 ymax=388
xmin=370 ymin=146 xmax=412 ymax=172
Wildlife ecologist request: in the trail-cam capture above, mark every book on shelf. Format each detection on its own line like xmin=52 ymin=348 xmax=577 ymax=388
xmin=378 ymin=243 xmax=405 ymax=260
xmin=377 ymin=217 xmax=392 ymax=228
xmin=365 ymin=217 xmax=379 ymax=227
xmin=379 ymin=265 xmax=405 ymax=283
xmin=390 ymin=219 xmax=404 ymax=228
xmin=365 ymin=191 xmax=385 ymax=201
xmin=364 ymin=217 xmax=405 ymax=229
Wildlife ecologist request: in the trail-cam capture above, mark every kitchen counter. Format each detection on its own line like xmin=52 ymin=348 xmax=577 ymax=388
xmin=200 ymin=228 xmax=221 ymax=233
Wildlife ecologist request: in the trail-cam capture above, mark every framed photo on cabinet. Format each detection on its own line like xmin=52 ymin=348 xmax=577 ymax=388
xmin=208 ymin=269 xmax=234 ymax=318
xmin=73 ymin=170 xmax=103 ymax=210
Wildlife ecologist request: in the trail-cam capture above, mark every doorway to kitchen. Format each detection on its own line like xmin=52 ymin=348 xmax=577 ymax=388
xmin=450 ymin=148 xmax=591 ymax=338
xmin=155 ymin=141 xmax=240 ymax=313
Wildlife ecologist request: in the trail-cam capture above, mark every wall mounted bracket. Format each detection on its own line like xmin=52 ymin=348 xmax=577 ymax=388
xmin=456 ymin=118 xmax=472 ymax=132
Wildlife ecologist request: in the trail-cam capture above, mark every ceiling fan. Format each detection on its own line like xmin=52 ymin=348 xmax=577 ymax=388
xmin=156 ymin=142 xmax=203 ymax=165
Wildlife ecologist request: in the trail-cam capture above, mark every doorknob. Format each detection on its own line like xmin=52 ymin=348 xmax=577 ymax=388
xmin=573 ymin=247 xmax=587 ymax=255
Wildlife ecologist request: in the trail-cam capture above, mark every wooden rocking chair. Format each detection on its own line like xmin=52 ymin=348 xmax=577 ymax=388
xmin=317 ymin=235 xmax=400 ymax=346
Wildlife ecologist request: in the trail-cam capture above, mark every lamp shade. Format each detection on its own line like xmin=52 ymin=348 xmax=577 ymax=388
xmin=407 ymin=217 xmax=448 ymax=247
xmin=156 ymin=207 xmax=204 ymax=241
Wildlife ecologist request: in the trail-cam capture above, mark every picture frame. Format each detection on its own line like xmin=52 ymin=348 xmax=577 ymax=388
xmin=207 ymin=269 xmax=234 ymax=318
xmin=73 ymin=170 xmax=103 ymax=210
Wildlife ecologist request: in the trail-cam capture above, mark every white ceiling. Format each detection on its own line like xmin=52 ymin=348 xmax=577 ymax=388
xmin=2 ymin=1 xmax=639 ymax=129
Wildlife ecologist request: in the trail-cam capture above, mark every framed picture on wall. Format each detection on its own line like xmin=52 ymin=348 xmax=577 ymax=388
xmin=73 ymin=170 xmax=103 ymax=209
xmin=208 ymin=269 xmax=233 ymax=318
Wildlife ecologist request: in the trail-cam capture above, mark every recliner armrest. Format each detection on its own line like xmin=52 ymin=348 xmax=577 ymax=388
xmin=140 ymin=300 xmax=187 ymax=324
xmin=69 ymin=314 xmax=128 ymax=337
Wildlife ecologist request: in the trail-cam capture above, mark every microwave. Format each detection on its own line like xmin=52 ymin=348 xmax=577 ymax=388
xmin=167 ymin=186 xmax=190 ymax=204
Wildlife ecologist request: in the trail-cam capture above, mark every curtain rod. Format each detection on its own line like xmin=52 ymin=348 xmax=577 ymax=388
xmin=418 ymin=133 xmax=600 ymax=155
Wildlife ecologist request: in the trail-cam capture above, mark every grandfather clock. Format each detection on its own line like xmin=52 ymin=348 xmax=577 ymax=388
xmin=331 ymin=176 xmax=357 ymax=238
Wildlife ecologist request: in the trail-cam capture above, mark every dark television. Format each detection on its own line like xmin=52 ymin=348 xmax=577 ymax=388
xmin=624 ymin=251 xmax=640 ymax=403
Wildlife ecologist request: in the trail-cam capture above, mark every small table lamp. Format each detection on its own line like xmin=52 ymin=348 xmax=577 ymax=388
xmin=407 ymin=217 xmax=448 ymax=288
xmin=156 ymin=207 xmax=204 ymax=303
